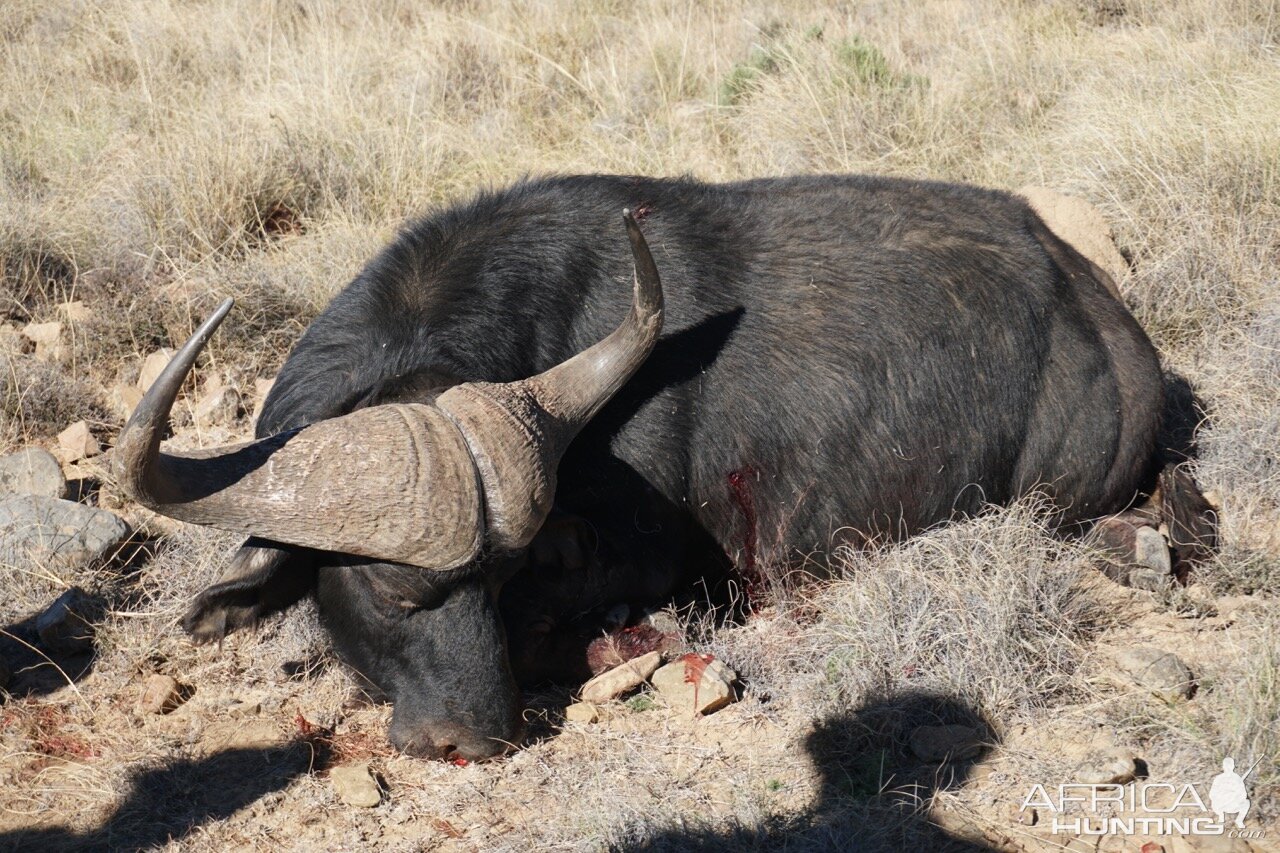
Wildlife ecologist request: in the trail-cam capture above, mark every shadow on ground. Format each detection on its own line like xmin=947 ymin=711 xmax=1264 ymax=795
xmin=0 ymin=604 xmax=99 ymax=701
xmin=0 ymin=742 xmax=315 ymax=853
xmin=616 ymin=691 xmax=1001 ymax=852
xmin=1 ymin=691 xmax=1002 ymax=851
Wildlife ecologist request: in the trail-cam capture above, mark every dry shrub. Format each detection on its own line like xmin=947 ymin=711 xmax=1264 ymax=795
xmin=0 ymin=354 xmax=110 ymax=445
xmin=707 ymin=503 xmax=1114 ymax=723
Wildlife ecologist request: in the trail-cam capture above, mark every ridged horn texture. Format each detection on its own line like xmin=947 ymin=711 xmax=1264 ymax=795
xmin=113 ymin=210 xmax=664 ymax=569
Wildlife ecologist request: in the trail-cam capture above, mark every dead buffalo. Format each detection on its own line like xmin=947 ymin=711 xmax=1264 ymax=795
xmin=115 ymin=174 xmax=1205 ymax=760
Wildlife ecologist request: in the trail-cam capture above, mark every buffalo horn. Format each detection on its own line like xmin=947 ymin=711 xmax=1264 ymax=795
xmin=113 ymin=211 xmax=663 ymax=568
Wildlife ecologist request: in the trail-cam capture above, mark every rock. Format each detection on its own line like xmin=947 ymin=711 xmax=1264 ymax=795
xmin=23 ymin=327 xmax=66 ymax=362
xmin=57 ymin=421 xmax=101 ymax=461
xmin=0 ymin=496 xmax=131 ymax=570
xmin=1019 ymin=186 xmax=1129 ymax=291
xmin=1113 ymin=646 xmax=1195 ymax=701
xmin=57 ymin=301 xmax=92 ymax=324
xmin=21 ymin=321 xmax=65 ymax=362
xmin=564 ymin=702 xmax=600 ymax=723
xmin=580 ymin=650 xmax=663 ymax=703
xmin=35 ymin=588 xmax=98 ymax=654
xmin=651 ymin=653 xmax=736 ymax=716
xmin=0 ymin=448 xmax=68 ymax=498
xmin=1134 ymin=526 xmax=1172 ymax=576
xmin=137 ymin=348 xmax=176 ymax=392
xmin=109 ymin=384 xmax=145 ymax=419
xmin=330 ymin=763 xmax=382 ymax=807
xmin=138 ymin=674 xmax=190 ymax=714
xmin=909 ymin=724 xmax=985 ymax=763
xmin=194 ymin=383 xmax=240 ymax=426
xmin=1072 ymin=747 xmax=1139 ymax=785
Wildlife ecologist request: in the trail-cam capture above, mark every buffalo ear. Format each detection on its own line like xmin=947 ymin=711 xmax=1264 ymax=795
xmin=184 ymin=538 xmax=316 ymax=644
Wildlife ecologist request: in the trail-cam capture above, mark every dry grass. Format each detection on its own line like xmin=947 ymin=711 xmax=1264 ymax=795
xmin=1 ymin=0 xmax=1278 ymax=849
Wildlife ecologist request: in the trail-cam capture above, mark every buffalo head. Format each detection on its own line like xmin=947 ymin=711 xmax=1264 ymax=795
xmin=114 ymin=212 xmax=663 ymax=760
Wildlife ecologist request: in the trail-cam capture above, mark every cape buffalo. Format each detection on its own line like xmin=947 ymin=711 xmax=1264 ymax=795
xmin=116 ymin=174 xmax=1203 ymax=760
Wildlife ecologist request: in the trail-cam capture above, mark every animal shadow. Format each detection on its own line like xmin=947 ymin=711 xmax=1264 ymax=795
xmin=617 ymin=691 xmax=1001 ymax=852
xmin=0 ymin=742 xmax=315 ymax=852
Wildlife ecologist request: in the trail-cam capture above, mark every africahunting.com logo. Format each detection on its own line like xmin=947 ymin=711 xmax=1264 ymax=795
xmin=1020 ymin=757 xmax=1266 ymax=840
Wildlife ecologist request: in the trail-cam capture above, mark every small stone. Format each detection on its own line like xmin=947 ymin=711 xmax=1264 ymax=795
xmin=330 ymin=763 xmax=382 ymax=807
xmin=0 ymin=496 xmax=131 ymax=570
xmin=1113 ymin=646 xmax=1195 ymax=701
xmin=21 ymin=321 xmax=66 ymax=362
xmin=21 ymin=321 xmax=62 ymax=346
xmin=138 ymin=674 xmax=190 ymax=714
xmin=0 ymin=448 xmax=68 ymax=498
xmin=57 ymin=301 xmax=93 ymax=324
xmin=564 ymin=702 xmax=600 ymax=723
xmin=110 ymin=384 xmax=145 ymax=419
xmin=580 ymin=650 xmax=663 ymax=703
xmin=137 ymin=348 xmax=176 ymax=392
xmin=1072 ymin=747 xmax=1139 ymax=785
xmin=194 ymin=384 xmax=240 ymax=426
xmin=57 ymin=421 xmax=101 ymax=461
xmin=651 ymin=653 xmax=736 ymax=716
xmin=909 ymin=724 xmax=985 ymax=763
xmin=1134 ymin=526 xmax=1172 ymax=576
xmin=35 ymin=588 xmax=98 ymax=654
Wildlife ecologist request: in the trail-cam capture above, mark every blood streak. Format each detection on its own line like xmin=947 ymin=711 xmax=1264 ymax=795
xmin=727 ymin=467 xmax=763 ymax=607
xmin=680 ymin=652 xmax=714 ymax=711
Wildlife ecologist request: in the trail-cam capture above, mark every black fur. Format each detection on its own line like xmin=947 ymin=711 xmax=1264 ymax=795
xmin=195 ymin=174 xmax=1167 ymax=759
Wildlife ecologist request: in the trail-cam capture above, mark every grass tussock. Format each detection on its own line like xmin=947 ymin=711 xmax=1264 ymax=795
xmin=1 ymin=0 xmax=1277 ymax=848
